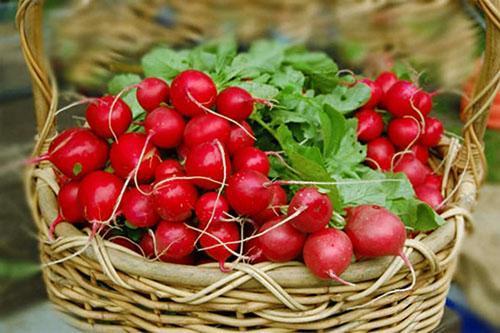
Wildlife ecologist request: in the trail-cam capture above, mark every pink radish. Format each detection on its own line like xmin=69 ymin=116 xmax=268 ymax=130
xmin=408 ymin=144 xmax=429 ymax=164
xmin=375 ymin=71 xmax=398 ymax=95
xmin=387 ymin=117 xmax=421 ymax=149
xmin=366 ymin=137 xmax=395 ymax=171
xmin=136 ymin=77 xmax=170 ymax=112
xmin=155 ymin=159 xmax=185 ymax=181
xmin=170 ymin=70 xmax=217 ymax=117
xmin=155 ymin=220 xmax=197 ymax=259
xmin=245 ymin=237 xmax=267 ymax=263
xmin=185 ymin=140 xmax=231 ymax=190
xmin=393 ymin=154 xmax=431 ymax=187
xmin=288 ymin=187 xmax=333 ymax=233
xmin=414 ymin=185 xmax=444 ymax=211
xmin=195 ymin=192 xmax=230 ymax=229
xmin=359 ymin=79 xmax=382 ymax=109
xmin=257 ymin=216 xmax=306 ymax=262
xmin=199 ymin=222 xmax=240 ymax=271
xmin=232 ymin=146 xmax=270 ymax=176
xmin=153 ymin=180 xmax=198 ymax=221
xmin=419 ymin=117 xmax=443 ymax=147
xmin=85 ymin=96 xmax=132 ymax=139
xmin=122 ymin=185 xmax=160 ymax=228
xmin=355 ymin=109 xmax=384 ymax=142
xmin=226 ymin=170 xmax=272 ymax=216
xmin=183 ymin=114 xmax=230 ymax=148
xmin=384 ymin=81 xmax=432 ymax=118
xmin=144 ymin=106 xmax=185 ymax=149
xmin=252 ymin=184 xmax=287 ymax=225
xmin=303 ymin=228 xmax=353 ymax=285
xmin=216 ymin=86 xmax=258 ymax=121
xmin=49 ymin=180 xmax=85 ymax=238
xmin=227 ymin=121 xmax=255 ymax=155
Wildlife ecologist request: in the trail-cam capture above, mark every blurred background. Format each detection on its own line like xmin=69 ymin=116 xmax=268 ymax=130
xmin=0 ymin=0 xmax=499 ymax=332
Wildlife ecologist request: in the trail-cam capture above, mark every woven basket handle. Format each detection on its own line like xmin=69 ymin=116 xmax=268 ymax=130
xmin=16 ymin=0 xmax=500 ymax=146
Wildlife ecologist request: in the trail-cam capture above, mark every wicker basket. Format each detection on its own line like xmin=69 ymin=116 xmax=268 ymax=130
xmin=17 ymin=0 xmax=499 ymax=331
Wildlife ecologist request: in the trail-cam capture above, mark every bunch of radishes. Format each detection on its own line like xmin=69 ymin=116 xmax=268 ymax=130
xmin=355 ymin=72 xmax=445 ymax=211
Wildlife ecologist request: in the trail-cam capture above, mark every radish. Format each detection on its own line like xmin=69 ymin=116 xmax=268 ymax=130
xmin=136 ymin=77 xmax=170 ymax=112
xmin=226 ymin=170 xmax=272 ymax=216
xmin=185 ymin=140 xmax=231 ymax=190
xmin=139 ymin=232 xmax=155 ymax=258
xmin=170 ymin=70 xmax=217 ymax=117
xmin=414 ymin=185 xmax=443 ymax=211
xmin=419 ymin=117 xmax=443 ymax=147
xmin=216 ymin=86 xmax=256 ymax=121
xmin=252 ymin=184 xmax=287 ymax=225
xmin=244 ymin=237 xmax=267 ymax=263
xmin=227 ymin=121 xmax=255 ymax=155
xmin=387 ymin=117 xmax=421 ymax=149
xmin=366 ymin=137 xmax=395 ymax=171
xmin=177 ymin=143 xmax=190 ymax=162
xmin=384 ymin=81 xmax=431 ymax=118
xmin=303 ymin=228 xmax=353 ymax=285
xmin=49 ymin=180 xmax=84 ymax=238
xmin=355 ymin=109 xmax=384 ymax=142
xmin=195 ymin=192 xmax=230 ymax=228
xmin=155 ymin=220 xmax=197 ymax=259
xmin=162 ymin=253 xmax=196 ymax=265
xmin=155 ymin=159 xmax=185 ymax=181
xmin=110 ymin=237 xmax=141 ymax=254
xmin=412 ymin=90 xmax=433 ymax=116
xmin=393 ymin=154 xmax=431 ymax=187
xmin=257 ymin=216 xmax=306 ymax=262
xmin=153 ymin=180 xmax=198 ymax=221
xmin=110 ymin=133 xmax=161 ymax=183
xmin=407 ymin=144 xmax=429 ymax=164
xmin=425 ymin=173 xmax=443 ymax=189
xmin=122 ymin=185 xmax=160 ymax=228
xmin=359 ymin=79 xmax=382 ymax=109
xmin=199 ymin=222 xmax=240 ymax=271
xmin=375 ymin=71 xmax=398 ymax=95
xmin=144 ymin=106 xmax=185 ymax=149
xmin=288 ymin=187 xmax=333 ymax=233
xmin=85 ymin=96 xmax=132 ymax=139
xmin=183 ymin=114 xmax=230 ymax=148
xmin=232 ymin=147 xmax=270 ymax=176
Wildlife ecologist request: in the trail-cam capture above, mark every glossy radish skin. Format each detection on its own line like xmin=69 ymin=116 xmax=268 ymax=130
xmin=136 ymin=77 xmax=170 ymax=112
xmin=227 ymin=121 xmax=255 ymax=155
xmin=155 ymin=221 xmax=197 ymax=259
xmin=195 ymin=192 xmax=229 ymax=228
xmin=415 ymin=185 xmax=443 ymax=211
xmin=393 ymin=154 xmax=431 ymax=187
xmin=360 ymin=79 xmax=382 ymax=109
xmin=419 ymin=117 xmax=443 ymax=147
xmin=199 ymin=222 xmax=240 ymax=271
xmin=425 ymin=174 xmax=443 ymax=189
xmin=257 ymin=216 xmax=306 ymax=262
xmin=366 ymin=137 xmax=395 ymax=171
xmin=387 ymin=118 xmax=421 ymax=149
xmin=355 ymin=109 xmax=384 ymax=142
xmin=170 ymin=70 xmax=217 ymax=117
xmin=122 ymin=185 xmax=159 ymax=228
xmin=288 ymin=187 xmax=333 ymax=233
xmin=252 ymin=184 xmax=287 ymax=225
xmin=385 ymin=81 xmax=431 ymax=118
xmin=408 ymin=144 xmax=429 ymax=164
xmin=232 ymin=147 xmax=270 ymax=176
xmin=245 ymin=237 xmax=267 ymax=263
xmin=216 ymin=86 xmax=254 ymax=121
xmin=226 ymin=170 xmax=272 ymax=216
xmin=110 ymin=133 xmax=161 ymax=182
xmin=86 ymin=96 xmax=132 ymax=138
xmin=139 ymin=232 xmax=156 ymax=258
xmin=155 ymin=159 xmax=185 ymax=181
xmin=303 ymin=228 xmax=353 ymax=281
xmin=375 ymin=71 xmax=398 ymax=95
xmin=153 ymin=180 xmax=198 ymax=221
xmin=144 ymin=106 xmax=185 ymax=148
xmin=183 ymin=114 xmax=230 ymax=148
xmin=185 ymin=140 xmax=231 ymax=190
xmin=177 ymin=143 xmax=190 ymax=162
xmin=49 ymin=181 xmax=85 ymax=237
xmin=413 ymin=90 xmax=433 ymax=116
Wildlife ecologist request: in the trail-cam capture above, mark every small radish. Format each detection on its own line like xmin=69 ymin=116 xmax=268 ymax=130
xmin=136 ymin=77 xmax=170 ymax=112
xmin=199 ymin=222 xmax=240 ymax=271
xmin=257 ymin=216 xmax=306 ymax=262
xmin=49 ymin=181 xmax=85 ymax=238
xmin=414 ymin=185 xmax=444 ymax=211
xmin=85 ymin=96 xmax=132 ymax=139
xmin=139 ymin=232 xmax=155 ymax=258
xmin=419 ymin=117 xmax=443 ymax=147
xmin=412 ymin=90 xmax=433 ymax=116
xmin=408 ymin=144 xmax=429 ymax=164
xmin=122 ymin=185 xmax=160 ymax=228
xmin=185 ymin=140 xmax=231 ymax=190
xmin=155 ymin=220 xmax=197 ymax=259
xmin=355 ymin=109 xmax=384 ymax=142
xmin=183 ymin=114 xmax=230 ymax=148
xmin=359 ymin=79 xmax=382 ymax=109
xmin=31 ymin=128 xmax=109 ymax=179
xmin=110 ymin=133 xmax=161 ymax=183
xmin=170 ymin=70 xmax=217 ymax=117
xmin=155 ymin=159 xmax=185 ymax=181
xmin=162 ymin=253 xmax=196 ymax=265
xmin=153 ymin=180 xmax=198 ymax=221
xmin=232 ymin=147 xmax=270 ymax=176
xmin=387 ymin=117 xmax=421 ymax=149
xmin=425 ymin=173 xmax=443 ymax=189
xmin=385 ymin=81 xmax=431 ymax=118
xmin=216 ymin=86 xmax=256 ymax=121
xmin=244 ymin=237 xmax=267 ymax=263
xmin=110 ymin=237 xmax=141 ymax=254
xmin=303 ymin=228 xmax=353 ymax=285
xmin=226 ymin=170 xmax=272 ymax=216
xmin=227 ymin=121 xmax=255 ymax=155
xmin=177 ymin=143 xmax=190 ymax=162
xmin=288 ymin=187 xmax=333 ymax=233
xmin=195 ymin=192 xmax=230 ymax=228
xmin=393 ymin=154 xmax=431 ymax=187
xmin=144 ymin=106 xmax=185 ymax=149
xmin=252 ymin=184 xmax=288 ymax=224
xmin=366 ymin=137 xmax=395 ymax=171
xmin=375 ymin=71 xmax=398 ymax=95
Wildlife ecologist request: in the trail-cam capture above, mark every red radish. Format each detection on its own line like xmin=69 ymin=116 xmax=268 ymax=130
xmin=384 ymin=81 xmax=432 ymax=118
xmin=32 ymin=128 xmax=109 ymax=179
xmin=412 ymin=90 xmax=433 ymax=116
xmin=122 ymin=185 xmax=159 ymax=228
xmin=252 ymin=184 xmax=287 ymax=224
xmin=85 ymin=96 xmax=132 ymax=139
xmin=359 ymin=79 xmax=382 ymax=109
xmin=415 ymin=185 xmax=444 ymax=211
xmin=139 ymin=232 xmax=155 ymax=258
xmin=183 ymin=114 xmax=230 ymax=148
xmin=408 ymin=144 xmax=429 ymax=164
xmin=155 ymin=159 xmax=185 ymax=181
xmin=288 ymin=187 xmax=333 ymax=233
xmin=226 ymin=170 xmax=272 ymax=216
xmin=144 ymin=106 xmax=185 ymax=149
xmin=355 ymin=109 xmax=384 ymax=142
xmin=245 ymin=237 xmax=267 ymax=263
xmin=227 ymin=121 xmax=255 ymax=155
xmin=375 ymin=71 xmax=398 ymax=95
xmin=49 ymin=181 xmax=85 ymax=238
xmin=425 ymin=173 xmax=443 ymax=189
xmin=387 ymin=117 xmax=421 ymax=149
xmin=257 ymin=216 xmax=306 ymax=262
xmin=110 ymin=133 xmax=161 ymax=183
xmin=366 ymin=137 xmax=395 ymax=171
xmin=393 ymin=154 xmax=431 ymax=187
xmin=153 ymin=180 xmax=198 ymax=221
xmin=199 ymin=222 xmax=240 ymax=271
xmin=136 ymin=77 xmax=170 ymax=112
xmin=232 ymin=147 xmax=270 ymax=176
xmin=185 ymin=140 xmax=231 ymax=190
xmin=195 ymin=192 xmax=230 ymax=228
xmin=419 ymin=117 xmax=443 ymax=147
xmin=162 ymin=253 xmax=196 ymax=265
xmin=177 ymin=143 xmax=190 ymax=162
xmin=216 ymin=86 xmax=254 ymax=121
xmin=303 ymin=228 xmax=353 ymax=284
xmin=110 ymin=237 xmax=141 ymax=254
xmin=170 ymin=70 xmax=217 ymax=117
xmin=155 ymin=220 xmax=197 ymax=259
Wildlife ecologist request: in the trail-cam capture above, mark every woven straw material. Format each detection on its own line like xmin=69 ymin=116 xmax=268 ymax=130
xmin=17 ymin=0 xmax=500 ymax=331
